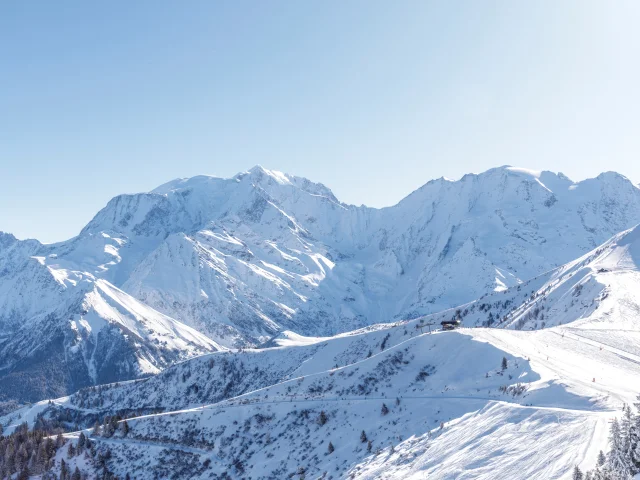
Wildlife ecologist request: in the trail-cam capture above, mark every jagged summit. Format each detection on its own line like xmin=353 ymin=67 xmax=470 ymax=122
xmin=147 ymin=165 xmax=639 ymax=212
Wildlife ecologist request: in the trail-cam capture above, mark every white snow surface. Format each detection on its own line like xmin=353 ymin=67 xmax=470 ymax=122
xmin=4 ymin=223 xmax=640 ymax=478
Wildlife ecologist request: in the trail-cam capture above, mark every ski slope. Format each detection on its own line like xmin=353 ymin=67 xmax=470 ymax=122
xmin=9 ymin=312 xmax=634 ymax=479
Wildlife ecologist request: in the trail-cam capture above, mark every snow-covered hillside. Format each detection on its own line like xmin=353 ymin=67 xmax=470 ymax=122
xmin=6 ymin=319 xmax=637 ymax=478
xmin=414 ymin=223 xmax=640 ymax=338
xmin=2 ymin=165 xmax=640 ymax=403
xmin=4 ymin=224 xmax=640 ymax=478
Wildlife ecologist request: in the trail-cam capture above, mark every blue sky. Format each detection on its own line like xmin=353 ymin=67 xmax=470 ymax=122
xmin=2 ymin=1 xmax=640 ymax=242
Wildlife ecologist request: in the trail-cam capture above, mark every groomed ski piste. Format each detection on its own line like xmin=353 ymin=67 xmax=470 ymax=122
xmin=4 ymin=225 xmax=640 ymax=479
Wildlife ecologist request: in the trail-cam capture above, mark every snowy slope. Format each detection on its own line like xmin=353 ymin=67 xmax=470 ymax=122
xmin=17 ymin=317 xmax=637 ymax=479
xmin=412 ymin=223 xmax=640 ymax=339
xmin=0 ymin=235 xmax=221 ymax=402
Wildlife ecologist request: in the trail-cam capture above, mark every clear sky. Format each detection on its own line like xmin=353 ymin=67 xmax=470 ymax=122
xmin=2 ymin=1 xmax=640 ymax=242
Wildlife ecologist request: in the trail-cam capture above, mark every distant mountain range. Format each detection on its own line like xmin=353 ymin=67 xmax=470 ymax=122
xmin=2 ymin=165 xmax=640 ymax=402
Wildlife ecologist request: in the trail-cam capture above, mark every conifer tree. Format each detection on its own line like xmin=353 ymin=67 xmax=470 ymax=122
xmin=36 ymin=441 xmax=48 ymax=472
xmin=45 ymin=437 xmax=55 ymax=459
xmin=317 ymin=411 xmax=328 ymax=426
xmin=60 ymin=458 xmax=68 ymax=480
xmin=608 ymin=418 xmax=627 ymax=474
xmin=572 ymin=465 xmax=583 ymax=480
xmin=17 ymin=466 xmax=29 ymax=480
xmin=71 ymin=466 xmax=82 ymax=480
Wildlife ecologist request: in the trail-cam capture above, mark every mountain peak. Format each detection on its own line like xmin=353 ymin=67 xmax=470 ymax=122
xmin=595 ymin=170 xmax=634 ymax=184
xmin=0 ymin=231 xmax=18 ymax=247
xmin=237 ymin=165 xmax=293 ymax=186
xmin=151 ymin=175 xmax=225 ymax=195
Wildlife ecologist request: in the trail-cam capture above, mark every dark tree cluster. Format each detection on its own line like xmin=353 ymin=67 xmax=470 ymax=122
xmin=0 ymin=422 xmax=67 ymax=479
xmin=92 ymin=416 xmax=128 ymax=439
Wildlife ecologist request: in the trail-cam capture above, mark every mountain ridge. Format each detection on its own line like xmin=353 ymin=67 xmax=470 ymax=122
xmin=2 ymin=165 xmax=640 ymax=401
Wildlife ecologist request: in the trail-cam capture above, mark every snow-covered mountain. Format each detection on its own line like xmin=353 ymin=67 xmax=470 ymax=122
xmin=0 ymin=233 xmax=220 ymax=402
xmin=415 ymin=221 xmax=640 ymax=336
xmin=4 ymin=223 xmax=640 ymax=478
xmin=100 ymin=166 xmax=640 ymax=344
xmin=2 ymin=165 xmax=640 ymax=402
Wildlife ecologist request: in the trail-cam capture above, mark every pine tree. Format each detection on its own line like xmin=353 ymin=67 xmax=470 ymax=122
xmin=360 ymin=430 xmax=368 ymax=443
xmin=621 ymin=403 xmax=634 ymax=462
xmin=36 ymin=441 xmax=48 ymax=473
xmin=631 ymin=397 xmax=640 ymax=468
xmin=607 ymin=418 xmax=628 ymax=475
xmin=107 ymin=415 xmax=120 ymax=438
xmin=232 ymin=458 xmax=245 ymax=474
xmin=328 ymin=442 xmax=334 ymax=454
xmin=381 ymin=403 xmax=389 ymax=415
xmin=17 ymin=466 xmax=29 ymax=480
xmin=28 ymin=450 xmax=37 ymax=473
xmin=317 ymin=411 xmax=328 ymax=426
xmin=597 ymin=450 xmax=606 ymax=467
xmin=78 ymin=432 xmax=86 ymax=451
xmin=120 ymin=420 xmax=129 ymax=437
xmin=5 ymin=445 xmax=15 ymax=475
xmin=45 ymin=437 xmax=55 ymax=458
xmin=501 ymin=357 xmax=508 ymax=371
xmin=93 ymin=420 xmax=101 ymax=436
xmin=16 ymin=444 xmax=28 ymax=471
xmin=71 ymin=466 xmax=82 ymax=480
xmin=367 ymin=440 xmax=372 ymax=452
xmin=60 ymin=458 xmax=68 ymax=480
xmin=572 ymin=465 xmax=583 ymax=480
